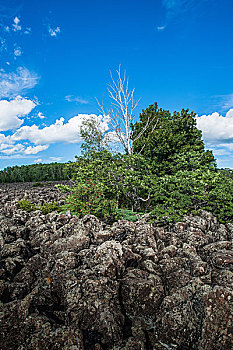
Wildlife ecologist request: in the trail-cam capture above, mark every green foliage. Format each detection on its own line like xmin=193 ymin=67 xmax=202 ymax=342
xmin=131 ymin=102 xmax=216 ymax=174
xmin=32 ymin=182 xmax=44 ymax=187
xmin=116 ymin=209 xmax=144 ymax=222
xmin=39 ymin=202 xmax=60 ymax=215
xmin=18 ymin=199 xmax=60 ymax=214
xmin=18 ymin=199 xmax=36 ymax=212
xmin=66 ymin=150 xmax=154 ymax=212
xmin=80 ymin=115 xmax=110 ymax=156
xmin=149 ymin=169 xmax=233 ymax=223
xmin=56 ymin=102 xmax=233 ymax=226
xmin=58 ymin=179 xmax=119 ymax=223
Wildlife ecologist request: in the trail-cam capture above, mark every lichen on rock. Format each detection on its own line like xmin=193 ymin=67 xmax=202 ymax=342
xmin=0 ymin=182 xmax=232 ymax=349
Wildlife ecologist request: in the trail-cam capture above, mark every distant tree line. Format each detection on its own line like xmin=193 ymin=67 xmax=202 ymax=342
xmin=0 ymin=162 xmax=73 ymax=183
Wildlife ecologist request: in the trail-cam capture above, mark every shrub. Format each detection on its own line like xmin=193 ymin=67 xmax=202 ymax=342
xmin=39 ymin=202 xmax=60 ymax=214
xmin=58 ymin=180 xmax=119 ymax=224
xmin=18 ymin=199 xmax=60 ymax=214
xmin=18 ymin=199 xmax=36 ymax=212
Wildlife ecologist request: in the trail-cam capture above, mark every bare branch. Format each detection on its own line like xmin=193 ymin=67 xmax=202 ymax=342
xmin=95 ymin=65 xmax=155 ymax=155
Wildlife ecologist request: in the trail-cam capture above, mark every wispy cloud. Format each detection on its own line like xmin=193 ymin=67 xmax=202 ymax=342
xmin=0 ymin=67 xmax=39 ymax=98
xmin=65 ymin=95 xmax=89 ymax=104
xmin=215 ymin=93 xmax=233 ymax=111
xmin=12 ymin=16 xmax=21 ymax=31
xmin=50 ymin=156 xmax=62 ymax=162
xmin=14 ymin=46 xmax=22 ymax=57
xmin=24 ymin=27 xmax=31 ymax=35
xmin=157 ymin=26 xmax=165 ymax=31
xmin=48 ymin=26 xmax=61 ymax=37
xmin=158 ymin=0 xmax=202 ymax=30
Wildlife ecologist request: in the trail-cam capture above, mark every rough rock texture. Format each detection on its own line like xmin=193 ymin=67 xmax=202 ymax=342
xmin=0 ymin=183 xmax=232 ymax=349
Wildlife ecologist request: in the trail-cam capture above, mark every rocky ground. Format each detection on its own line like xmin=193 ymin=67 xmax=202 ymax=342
xmin=0 ymin=182 xmax=232 ymax=350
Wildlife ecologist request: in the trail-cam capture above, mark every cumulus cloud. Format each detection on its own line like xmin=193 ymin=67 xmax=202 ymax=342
xmin=65 ymin=95 xmax=89 ymax=104
xmin=0 ymin=67 xmax=39 ymax=98
xmin=24 ymin=145 xmax=49 ymax=154
xmin=34 ymin=158 xmax=42 ymax=163
xmin=196 ymin=109 xmax=233 ymax=143
xmin=48 ymin=26 xmax=61 ymax=37
xmin=12 ymin=114 xmax=110 ymax=145
xmin=0 ymin=96 xmax=36 ymax=131
xmin=0 ymin=133 xmax=12 ymax=144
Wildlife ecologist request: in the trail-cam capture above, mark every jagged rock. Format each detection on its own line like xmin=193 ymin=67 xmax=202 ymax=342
xmin=0 ymin=182 xmax=232 ymax=349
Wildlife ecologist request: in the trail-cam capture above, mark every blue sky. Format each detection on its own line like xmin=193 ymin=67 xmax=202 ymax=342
xmin=0 ymin=0 xmax=233 ymax=169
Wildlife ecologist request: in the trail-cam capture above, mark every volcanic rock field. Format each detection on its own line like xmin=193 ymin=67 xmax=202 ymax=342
xmin=0 ymin=182 xmax=232 ymax=349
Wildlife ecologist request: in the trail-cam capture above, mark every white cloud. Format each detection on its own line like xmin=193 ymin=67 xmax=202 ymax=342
xmin=65 ymin=95 xmax=89 ymax=104
xmin=216 ymin=93 xmax=233 ymax=111
xmin=217 ymin=143 xmax=233 ymax=151
xmin=34 ymin=158 xmax=42 ymax=163
xmin=157 ymin=26 xmax=166 ymax=31
xmin=50 ymin=156 xmax=62 ymax=162
xmin=37 ymin=112 xmax=45 ymax=119
xmin=1 ymin=143 xmax=24 ymax=155
xmin=24 ymin=27 xmax=31 ymax=35
xmin=0 ymin=133 xmax=12 ymax=145
xmin=24 ymin=144 xmax=49 ymax=154
xmin=13 ymin=17 xmax=21 ymax=31
xmin=196 ymin=109 xmax=233 ymax=143
xmin=0 ymin=67 xmax=39 ymax=98
xmin=159 ymin=0 xmax=199 ymax=28
xmin=48 ymin=26 xmax=61 ymax=37
xmin=14 ymin=46 xmax=22 ymax=57
xmin=0 ymin=96 xmax=36 ymax=131
xmin=212 ymin=149 xmax=231 ymax=156
xmin=4 ymin=26 xmax=10 ymax=32
xmin=12 ymin=114 xmax=110 ymax=145
xmin=0 ymin=38 xmax=7 ymax=52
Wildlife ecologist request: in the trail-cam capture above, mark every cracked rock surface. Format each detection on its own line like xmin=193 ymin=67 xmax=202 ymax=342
xmin=0 ymin=183 xmax=232 ymax=350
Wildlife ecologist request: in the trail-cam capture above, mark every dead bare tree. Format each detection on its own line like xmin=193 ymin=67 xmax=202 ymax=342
xmin=97 ymin=65 xmax=157 ymax=155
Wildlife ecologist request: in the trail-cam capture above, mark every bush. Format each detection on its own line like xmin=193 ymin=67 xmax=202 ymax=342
xmin=19 ymin=199 xmax=60 ymax=214
xmin=18 ymin=199 xmax=36 ymax=212
xmin=149 ymin=169 xmax=233 ymax=224
xmin=39 ymin=202 xmax=60 ymax=214
xmin=58 ymin=180 xmax=120 ymax=224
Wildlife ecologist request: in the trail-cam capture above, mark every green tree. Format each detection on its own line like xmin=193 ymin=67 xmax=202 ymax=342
xmin=131 ymin=102 xmax=216 ymax=174
xmin=80 ymin=115 xmax=110 ymax=156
